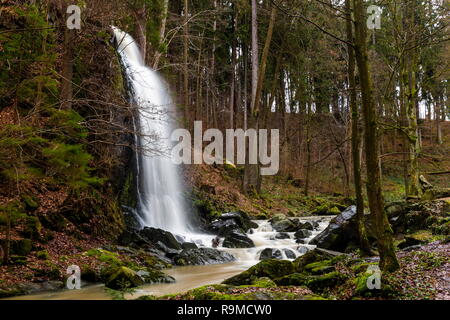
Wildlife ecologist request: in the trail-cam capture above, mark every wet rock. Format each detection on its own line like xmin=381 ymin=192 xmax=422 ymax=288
xmin=275 ymin=232 xmax=290 ymax=240
xmin=283 ymin=249 xmax=297 ymax=259
xmin=269 ymin=214 xmax=287 ymax=224
xmin=181 ymin=242 xmax=198 ymax=250
xmin=297 ymin=246 xmax=309 ymax=255
xmin=386 ymin=200 xmax=450 ymax=234
xmin=119 ymin=229 xmax=151 ymax=247
xmin=309 ymin=206 xmax=359 ymax=251
xmin=259 ymin=248 xmax=283 ymax=260
xmin=208 ymin=219 xmax=241 ymax=236
xmin=173 ymin=248 xmax=235 ymax=266
xmin=218 ymin=211 xmax=258 ymax=232
xmin=296 ymin=238 xmax=306 ymax=244
xmin=16 ymin=281 xmax=64 ymax=295
xmin=137 ymin=269 xmax=175 ymax=284
xmin=223 ymin=259 xmax=294 ymax=285
xmin=139 ymin=227 xmax=182 ymax=250
xmin=293 ymin=248 xmax=343 ymax=273
xmin=397 ymin=236 xmax=426 ymax=249
xmin=294 ymin=229 xmax=312 ymax=239
xmin=223 ymin=230 xmax=255 ymax=248
xmin=105 ymin=266 xmax=145 ymax=289
xmin=155 ymin=241 xmax=181 ymax=258
xmin=272 ymin=219 xmax=297 ymax=232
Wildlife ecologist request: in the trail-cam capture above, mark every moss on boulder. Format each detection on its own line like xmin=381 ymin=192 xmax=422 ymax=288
xmin=105 ymin=266 xmax=144 ymax=290
xmin=222 ymin=259 xmax=294 ymax=285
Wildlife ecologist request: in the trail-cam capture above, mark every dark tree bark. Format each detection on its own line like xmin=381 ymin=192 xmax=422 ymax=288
xmin=352 ymin=0 xmax=399 ymax=272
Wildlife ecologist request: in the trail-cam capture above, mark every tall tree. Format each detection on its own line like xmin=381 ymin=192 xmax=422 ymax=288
xmin=352 ymin=0 xmax=399 ymax=271
xmin=345 ymin=0 xmax=371 ymax=255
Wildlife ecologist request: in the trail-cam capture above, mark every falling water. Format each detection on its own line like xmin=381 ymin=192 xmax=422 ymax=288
xmin=112 ymin=27 xmax=192 ymax=235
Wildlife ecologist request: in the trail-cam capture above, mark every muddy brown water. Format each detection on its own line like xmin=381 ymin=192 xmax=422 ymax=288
xmin=5 ymin=262 xmax=249 ymax=300
xmin=6 ymin=217 xmax=333 ymax=300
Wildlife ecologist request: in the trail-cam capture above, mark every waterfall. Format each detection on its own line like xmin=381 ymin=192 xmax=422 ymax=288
xmin=112 ymin=27 xmax=192 ymax=235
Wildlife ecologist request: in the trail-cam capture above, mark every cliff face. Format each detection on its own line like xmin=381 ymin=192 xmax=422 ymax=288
xmin=0 ymin=1 xmax=138 ymax=240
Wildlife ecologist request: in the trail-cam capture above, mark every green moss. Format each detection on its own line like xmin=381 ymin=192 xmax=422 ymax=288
xmin=329 ymin=206 xmax=341 ymax=215
xmin=21 ymin=194 xmax=39 ymax=211
xmin=304 ymin=260 xmax=335 ymax=275
xmin=223 ymin=259 xmax=294 ymax=285
xmin=249 ymin=277 xmax=277 ymax=288
xmin=85 ymin=249 xmax=122 ymax=267
xmin=36 ymin=250 xmax=49 ymax=260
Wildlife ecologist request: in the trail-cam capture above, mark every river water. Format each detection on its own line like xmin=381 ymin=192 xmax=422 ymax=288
xmin=6 ymin=216 xmax=332 ymax=300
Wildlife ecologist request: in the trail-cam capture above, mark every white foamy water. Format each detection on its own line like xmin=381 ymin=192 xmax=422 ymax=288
xmin=221 ymin=216 xmax=333 ymax=268
xmin=112 ymin=27 xmax=203 ymax=239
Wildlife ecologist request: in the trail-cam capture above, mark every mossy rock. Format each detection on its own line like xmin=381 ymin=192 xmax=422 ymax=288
xmin=137 ymin=268 xmax=175 ymax=284
xmin=250 ymin=277 xmax=277 ymax=288
xmin=353 ymin=273 xmax=394 ymax=298
xmin=223 ymin=259 xmax=294 ymax=285
xmin=269 ymin=213 xmax=287 ymax=223
xmin=293 ymin=248 xmax=337 ymax=273
xmin=304 ymin=260 xmax=335 ymax=275
xmin=305 ymin=271 xmax=348 ymax=292
xmin=274 ymin=273 xmax=310 ymax=286
xmin=9 ymin=255 xmax=28 ymax=265
xmin=36 ymin=250 xmax=49 ymax=260
xmin=105 ymin=266 xmax=144 ymax=290
xmin=85 ymin=249 xmax=123 ymax=267
xmin=23 ymin=216 xmax=42 ymax=239
xmin=329 ymin=206 xmax=341 ymax=215
xmin=21 ymin=194 xmax=39 ymax=212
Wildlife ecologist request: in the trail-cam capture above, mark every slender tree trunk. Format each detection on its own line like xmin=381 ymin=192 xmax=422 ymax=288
xmin=404 ymin=0 xmax=422 ymax=197
xmin=60 ymin=26 xmax=74 ymax=110
xmin=353 ymin=0 xmax=399 ymax=272
xmin=346 ymin=0 xmax=372 ymax=255
xmin=153 ymin=0 xmax=169 ymax=69
xmin=244 ymin=5 xmax=276 ymax=194
xmin=436 ymin=96 xmax=443 ymax=145
xmin=183 ymin=0 xmax=189 ymax=124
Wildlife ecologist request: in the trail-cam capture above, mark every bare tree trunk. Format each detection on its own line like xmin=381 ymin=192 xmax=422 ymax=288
xmin=353 ymin=0 xmax=399 ymax=272
xmin=404 ymin=0 xmax=422 ymax=197
xmin=183 ymin=0 xmax=189 ymax=124
xmin=60 ymin=27 xmax=74 ymax=110
xmin=153 ymin=0 xmax=169 ymax=69
xmin=244 ymin=5 xmax=276 ymax=194
xmin=346 ymin=0 xmax=372 ymax=255
xmin=436 ymin=96 xmax=443 ymax=145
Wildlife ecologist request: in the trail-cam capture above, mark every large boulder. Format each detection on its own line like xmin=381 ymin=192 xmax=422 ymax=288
xmin=283 ymin=248 xmax=297 ymax=259
xmin=223 ymin=259 xmax=294 ymax=285
xmin=137 ymin=269 xmax=175 ymax=284
xmin=208 ymin=219 xmax=241 ymax=236
xmin=271 ymin=219 xmax=297 ymax=232
xmin=309 ymin=206 xmax=359 ymax=251
xmin=173 ymin=248 xmax=235 ymax=266
xmin=139 ymin=227 xmax=182 ymax=250
xmin=294 ymin=229 xmax=312 ymax=240
xmin=218 ymin=211 xmax=258 ymax=232
xmin=275 ymin=232 xmax=290 ymax=240
xmin=386 ymin=200 xmax=450 ymax=234
xmin=259 ymin=248 xmax=282 ymax=260
xmin=222 ymin=230 xmax=255 ymax=248
xmin=105 ymin=266 xmax=144 ymax=289
xmin=293 ymin=248 xmax=344 ymax=273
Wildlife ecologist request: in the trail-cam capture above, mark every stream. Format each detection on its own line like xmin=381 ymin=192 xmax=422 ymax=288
xmin=5 ymin=216 xmax=333 ymax=300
